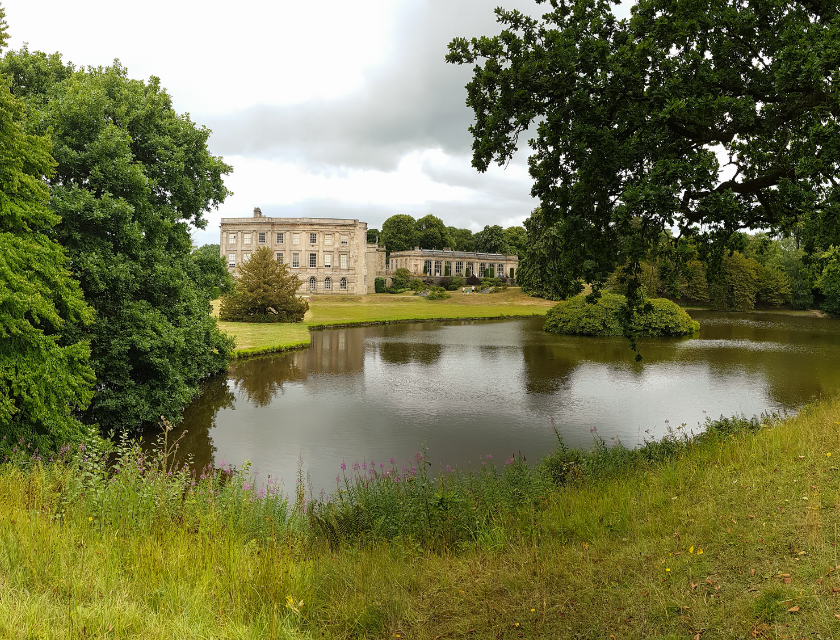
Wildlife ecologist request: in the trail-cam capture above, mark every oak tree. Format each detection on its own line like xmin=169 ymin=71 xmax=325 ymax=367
xmin=448 ymin=0 xmax=840 ymax=307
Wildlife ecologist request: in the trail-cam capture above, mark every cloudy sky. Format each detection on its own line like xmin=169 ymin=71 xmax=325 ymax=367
xmin=4 ymin=0 xmax=630 ymax=247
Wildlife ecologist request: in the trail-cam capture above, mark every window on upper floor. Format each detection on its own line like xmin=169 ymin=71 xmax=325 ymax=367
xmin=243 ymin=233 xmax=252 ymax=244
xmin=309 ymin=232 xmax=317 ymax=244
xmin=276 ymin=232 xmax=284 ymax=243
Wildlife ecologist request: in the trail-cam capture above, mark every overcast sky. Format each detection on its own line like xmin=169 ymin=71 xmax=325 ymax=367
xmin=4 ymin=0 xmax=631 ymax=247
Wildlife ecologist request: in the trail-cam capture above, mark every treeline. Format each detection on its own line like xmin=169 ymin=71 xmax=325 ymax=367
xmin=370 ymin=213 xmax=526 ymax=256
xmin=0 ymin=7 xmax=233 ymax=453
xmin=604 ymin=232 xmax=831 ymax=312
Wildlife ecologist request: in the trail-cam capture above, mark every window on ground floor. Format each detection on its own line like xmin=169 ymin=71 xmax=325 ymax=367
xmin=309 ymin=277 xmax=316 ymax=291
xmin=325 ymin=277 xmax=332 ymax=290
xmin=340 ymin=277 xmax=347 ymax=290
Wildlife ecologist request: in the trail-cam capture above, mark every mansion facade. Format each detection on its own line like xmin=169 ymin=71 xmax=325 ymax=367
xmin=220 ymin=208 xmax=386 ymax=295
xmin=220 ymin=208 xmax=519 ymax=294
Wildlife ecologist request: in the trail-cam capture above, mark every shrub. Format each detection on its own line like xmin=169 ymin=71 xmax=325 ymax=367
xmin=374 ymin=277 xmax=386 ymax=293
xmin=392 ymin=268 xmax=411 ymax=290
xmin=427 ymin=286 xmax=451 ymax=300
xmin=438 ymin=276 xmax=452 ymax=290
xmin=449 ymin=275 xmax=465 ymax=290
xmin=410 ymin=278 xmax=425 ymax=292
xmin=466 ymin=273 xmax=481 ymax=286
xmin=544 ymin=292 xmax=697 ymax=337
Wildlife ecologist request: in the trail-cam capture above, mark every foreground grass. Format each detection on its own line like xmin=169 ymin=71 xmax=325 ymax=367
xmin=2 ymin=397 xmax=840 ymax=638
xmin=214 ymin=288 xmax=555 ymax=356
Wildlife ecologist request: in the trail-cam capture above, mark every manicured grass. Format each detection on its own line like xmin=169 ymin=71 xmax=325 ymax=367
xmin=214 ymin=289 xmax=556 ymax=356
xmin=2 ymin=397 xmax=840 ymax=638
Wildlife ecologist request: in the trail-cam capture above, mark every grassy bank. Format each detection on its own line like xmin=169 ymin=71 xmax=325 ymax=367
xmin=214 ymin=288 xmax=556 ymax=356
xmin=2 ymin=397 xmax=840 ymax=638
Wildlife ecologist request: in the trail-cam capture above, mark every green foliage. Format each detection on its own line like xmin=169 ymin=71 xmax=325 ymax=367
xmin=366 ymin=228 xmax=379 ymax=244
xmin=504 ymin=225 xmax=527 ymax=258
xmin=374 ymin=277 xmax=386 ymax=294
xmin=392 ymin=267 xmax=411 ymax=290
xmin=709 ymin=252 xmax=760 ymax=311
xmin=415 ymin=214 xmax=452 ymax=250
xmin=447 ymin=227 xmax=475 ymax=252
xmin=473 ymin=225 xmax=511 ymax=254
xmin=0 ymin=76 xmax=94 ymax=451
xmin=544 ymin=292 xmax=697 ymax=337
xmin=449 ymin=275 xmax=465 ymax=290
xmin=1 ymin=52 xmax=235 ymax=433
xmin=192 ymin=244 xmax=234 ymax=299
xmin=410 ymin=278 xmax=425 ymax=292
xmin=0 ymin=3 xmax=7 ymax=51
xmin=447 ymin=0 xmax=840 ymax=308
xmin=426 ymin=287 xmax=451 ymax=300
xmin=380 ymin=214 xmax=417 ymax=254
xmin=817 ymin=246 xmax=840 ymax=315
xmin=219 ymin=247 xmax=308 ymax=322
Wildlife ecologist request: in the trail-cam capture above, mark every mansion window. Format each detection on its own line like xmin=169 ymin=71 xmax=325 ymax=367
xmin=276 ymin=252 xmax=283 ymax=263
xmin=258 ymin=232 xmax=266 ymax=243
xmin=480 ymin=262 xmax=486 ymax=276
xmin=242 ymin=252 xmax=251 ymax=262
xmin=292 ymin=233 xmax=300 ymax=245
xmin=325 ymin=233 xmax=333 ymax=245
xmin=309 ymin=232 xmax=317 ymax=244
xmin=227 ymin=253 xmax=236 ymax=267
xmin=309 ymin=277 xmax=316 ymax=291
xmin=324 ymin=277 xmax=332 ymax=290
xmin=455 ymin=261 xmax=463 ymax=275
xmin=309 ymin=253 xmax=317 ymax=268
xmin=340 ymin=277 xmax=347 ymax=290
xmin=423 ymin=259 xmax=432 ymax=274
xmin=324 ymin=253 xmax=332 ymax=268
xmin=340 ymin=234 xmax=348 ymax=246
xmin=276 ymin=232 xmax=284 ymax=244
xmin=340 ymin=254 xmax=348 ymax=269
xmin=228 ymin=233 xmax=237 ymax=244
xmin=292 ymin=253 xmax=300 ymax=268
xmin=243 ymin=233 xmax=252 ymax=244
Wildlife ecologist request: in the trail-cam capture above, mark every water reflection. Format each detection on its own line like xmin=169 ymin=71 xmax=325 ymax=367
xmin=169 ymin=312 xmax=840 ymax=492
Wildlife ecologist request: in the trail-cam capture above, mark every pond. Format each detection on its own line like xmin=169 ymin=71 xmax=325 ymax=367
xmin=166 ymin=311 xmax=840 ymax=493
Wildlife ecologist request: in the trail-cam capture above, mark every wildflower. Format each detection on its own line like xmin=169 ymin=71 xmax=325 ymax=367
xmin=341 ymin=462 xmax=346 ymax=470
xmin=486 ymin=454 xmax=492 ymax=460
xmin=590 ymin=426 xmax=597 ymax=433
xmin=88 ymin=517 xmax=93 ymax=522
xmin=481 ymin=461 xmax=486 ymax=466
xmin=665 ymin=568 xmax=671 ymax=572
xmin=697 ymin=549 xmax=704 ymax=555
xmin=380 ymin=463 xmax=384 ymax=469
xmin=353 ymin=462 xmax=360 ymax=471
xmin=446 ymin=465 xmax=451 ymax=472
xmin=390 ymin=457 xmax=395 ymax=464
xmin=689 ymin=546 xmax=694 ymax=554
xmin=828 ymin=453 xmax=832 ymax=457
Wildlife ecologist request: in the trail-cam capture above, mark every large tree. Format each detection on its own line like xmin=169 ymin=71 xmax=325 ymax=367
xmin=447 ymin=0 xmax=840 ymax=305
xmin=380 ymin=214 xmax=418 ymax=254
xmin=473 ymin=224 xmax=512 ymax=254
xmin=0 ymin=71 xmax=94 ymax=450
xmin=415 ymin=214 xmax=453 ymax=250
xmin=1 ymin=49 xmax=234 ymax=432
xmin=448 ymin=226 xmax=475 ymax=252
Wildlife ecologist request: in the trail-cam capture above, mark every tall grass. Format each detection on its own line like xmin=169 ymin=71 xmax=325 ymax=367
xmin=1 ymin=403 xmax=839 ymax=638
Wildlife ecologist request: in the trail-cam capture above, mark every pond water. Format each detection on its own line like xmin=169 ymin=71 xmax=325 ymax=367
xmin=167 ymin=311 xmax=840 ymax=493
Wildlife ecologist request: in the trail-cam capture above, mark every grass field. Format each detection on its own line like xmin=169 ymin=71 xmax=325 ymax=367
xmin=2 ymin=395 xmax=840 ymax=638
xmin=214 ymin=289 xmax=556 ymax=356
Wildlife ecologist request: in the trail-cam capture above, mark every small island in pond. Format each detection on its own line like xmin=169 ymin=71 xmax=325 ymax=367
xmin=544 ymin=292 xmax=699 ymax=337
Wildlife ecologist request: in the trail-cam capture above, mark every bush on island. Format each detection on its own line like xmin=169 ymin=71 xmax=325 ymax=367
xmin=544 ymin=292 xmax=698 ymax=337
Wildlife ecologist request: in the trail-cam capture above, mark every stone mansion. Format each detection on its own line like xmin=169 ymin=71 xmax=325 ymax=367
xmin=220 ymin=208 xmax=518 ymax=295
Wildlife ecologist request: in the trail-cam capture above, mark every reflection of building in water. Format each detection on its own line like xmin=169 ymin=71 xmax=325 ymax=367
xmin=386 ymin=247 xmax=519 ymax=280
xmin=306 ymin=329 xmax=365 ymax=375
xmin=220 ymin=207 xmax=386 ymax=294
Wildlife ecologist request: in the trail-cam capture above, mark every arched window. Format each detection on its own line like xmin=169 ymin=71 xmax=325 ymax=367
xmin=309 ymin=277 xmax=316 ymax=291
xmin=324 ymin=277 xmax=332 ymax=290
xmin=340 ymin=277 xmax=347 ymax=290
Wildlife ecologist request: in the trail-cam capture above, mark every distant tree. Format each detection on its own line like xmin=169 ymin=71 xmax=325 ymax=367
xmin=381 ymin=214 xmax=417 ymax=254
xmin=415 ymin=214 xmax=452 ymax=250
xmin=1 ymin=51 xmax=234 ymax=433
xmin=473 ymin=225 xmax=511 ymax=254
xmin=448 ymin=227 xmax=475 ymax=252
xmin=504 ymin=226 xmax=527 ymax=258
xmin=367 ymin=228 xmax=380 ymax=244
xmin=0 ymin=74 xmax=95 ymax=451
xmin=817 ymin=246 xmax=840 ymax=315
xmin=220 ymin=247 xmax=309 ymax=322
xmin=192 ymin=244 xmax=234 ymax=299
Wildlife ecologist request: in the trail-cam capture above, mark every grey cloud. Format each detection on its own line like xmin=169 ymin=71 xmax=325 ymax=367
xmin=202 ymin=0 xmax=541 ymax=172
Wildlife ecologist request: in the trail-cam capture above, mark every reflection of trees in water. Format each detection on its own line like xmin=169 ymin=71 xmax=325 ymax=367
xmin=229 ymin=354 xmax=307 ymax=407
xmin=521 ymin=344 xmax=577 ymax=394
xmin=142 ymin=373 xmax=235 ymax=472
xmin=378 ymin=341 xmax=443 ymax=365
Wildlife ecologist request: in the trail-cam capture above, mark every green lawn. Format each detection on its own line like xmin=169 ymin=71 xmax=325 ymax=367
xmin=214 ymin=288 xmax=556 ymax=356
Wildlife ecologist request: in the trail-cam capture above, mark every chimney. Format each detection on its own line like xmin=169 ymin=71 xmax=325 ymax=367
xmin=253 ymin=207 xmax=262 ymax=217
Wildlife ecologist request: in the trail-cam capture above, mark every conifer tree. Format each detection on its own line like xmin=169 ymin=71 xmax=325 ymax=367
xmin=219 ymin=247 xmax=309 ymax=323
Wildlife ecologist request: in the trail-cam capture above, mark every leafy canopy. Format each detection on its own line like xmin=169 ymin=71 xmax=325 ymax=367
xmin=415 ymin=214 xmax=453 ymax=250
xmin=448 ymin=0 xmax=840 ymax=305
xmin=1 ymin=50 xmax=235 ymax=433
xmin=0 ymin=74 xmax=94 ymax=450
xmin=380 ymin=214 xmax=417 ymax=254
xmin=473 ymin=225 xmax=512 ymax=254
xmin=219 ymin=247 xmax=309 ymax=323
